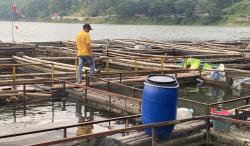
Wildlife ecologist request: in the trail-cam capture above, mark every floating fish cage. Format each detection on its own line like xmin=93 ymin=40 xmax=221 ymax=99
xmin=0 ymin=39 xmax=249 ymax=146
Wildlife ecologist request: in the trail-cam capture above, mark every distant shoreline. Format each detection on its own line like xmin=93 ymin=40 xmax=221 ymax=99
xmin=1 ymin=16 xmax=250 ymax=27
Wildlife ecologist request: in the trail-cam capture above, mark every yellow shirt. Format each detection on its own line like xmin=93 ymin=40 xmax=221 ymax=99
xmin=76 ymin=31 xmax=91 ymax=56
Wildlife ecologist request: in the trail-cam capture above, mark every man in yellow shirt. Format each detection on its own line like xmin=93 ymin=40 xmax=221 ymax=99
xmin=76 ymin=24 xmax=95 ymax=83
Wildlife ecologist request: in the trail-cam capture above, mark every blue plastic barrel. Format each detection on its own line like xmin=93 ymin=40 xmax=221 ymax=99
xmin=142 ymin=75 xmax=179 ymax=138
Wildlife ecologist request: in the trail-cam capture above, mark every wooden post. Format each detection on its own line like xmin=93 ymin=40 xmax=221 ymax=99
xmin=119 ymin=73 xmax=122 ymax=84
xmin=62 ymin=99 xmax=66 ymax=111
xmin=23 ymin=84 xmax=26 ymax=116
xmin=108 ymin=82 xmax=110 ymax=91
xmin=125 ymin=118 xmax=129 ymax=136
xmin=182 ymin=57 xmax=186 ymax=69
xmin=63 ymin=128 xmax=67 ymax=138
xmin=206 ymin=103 xmax=211 ymax=115
xmin=75 ymin=57 xmax=78 ymax=82
xmin=109 ymin=95 xmax=111 ymax=112
xmin=12 ymin=66 xmax=16 ymax=90
xmin=51 ymin=64 xmax=55 ymax=81
xmin=173 ymin=45 xmax=176 ymax=63
xmin=124 ymin=97 xmax=127 ymax=114
xmin=34 ymin=44 xmax=38 ymax=56
xmin=60 ymin=47 xmax=63 ymax=56
xmin=13 ymin=103 xmax=16 ymax=123
xmin=125 ymin=119 xmax=129 ymax=128
xmin=85 ymin=75 xmax=88 ymax=102
xmin=107 ymin=45 xmax=109 ymax=56
xmin=133 ymin=88 xmax=136 ymax=99
xmin=246 ymin=97 xmax=249 ymax=105
xmin=225 ymin=71 xmax=230 ymax=86
xmin=161 ymin=57 xmax=164 ymax=74
xmin=63 ymin=81 xmax=66 ymax=95
xmin=106 ymin=59 xmax=110 ymax=73
xmin=108 ymin=120 xmax=111 ymax=129
xmin=134 ymin=59 xmax=138 ymax=73
xmin=235 ymin=109 xmax=240 ymax=119
xmin=139 ymin=101 xmax=142 ymax=113
xmin=107 ymin=80 xmax=112 ymax=111
xmin=206 ymin=118 xmax=211 ymax=145
xmin=45 ymin=47 xmax=48 ymax=56
xmin=199 ymin=69 xmax=202 ymax=77
xmin=85 ymin=74 xmax=89 ymax=86
xmin=152 ymin=127 xmax=157 ymax=146
xmin=51 ymin=100 xmax=54 ymax=123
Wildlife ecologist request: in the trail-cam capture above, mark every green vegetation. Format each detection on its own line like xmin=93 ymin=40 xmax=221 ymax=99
xmin=0 ymin=0 xmax=249 ymax=25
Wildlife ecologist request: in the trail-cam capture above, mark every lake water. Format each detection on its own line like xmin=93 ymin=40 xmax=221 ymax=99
xmin=0 ymin=21 xmax=250 ymax=42
xmin=0 ymin=99 xmax=130 ymax=145
xmin=179 ymin=84 xmax=250 ymax=115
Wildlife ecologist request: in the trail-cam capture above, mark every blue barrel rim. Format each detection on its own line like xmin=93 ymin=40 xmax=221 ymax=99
xmin=147 ymin=74 xmax=176 ymax=84
xmin=144 ymin=82 xmax=179 ymax=88
xmin=145 ymin=74 xmax=178 ymax=87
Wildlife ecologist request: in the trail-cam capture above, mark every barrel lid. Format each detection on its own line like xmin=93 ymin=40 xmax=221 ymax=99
xmin=146 ymin=75 xmax=177 ymax=86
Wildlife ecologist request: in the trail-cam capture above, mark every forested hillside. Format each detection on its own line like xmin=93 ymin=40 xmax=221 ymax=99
xmin=0 ymin=0 xmax=249 ymax=25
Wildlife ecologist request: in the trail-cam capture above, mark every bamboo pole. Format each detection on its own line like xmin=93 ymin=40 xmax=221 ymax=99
xmin=0 ymin=72 xmax=75 ymax=79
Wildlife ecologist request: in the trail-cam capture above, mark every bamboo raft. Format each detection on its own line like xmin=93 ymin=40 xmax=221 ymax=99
xmin=0 ymin=39 xmax=249 ymax=146
xmin=0 ymin=38 xmax=249 ymax=108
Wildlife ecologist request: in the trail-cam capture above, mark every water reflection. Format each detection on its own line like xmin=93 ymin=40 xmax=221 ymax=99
xmin=0 ymin=99 xmax=121 ymax=137
xmin=75 ymin=102 xmax=94 ymax=136
xmin=211 ymin=87 xmax=224 ymax=111
xmin=179 ymin=84 xmax=248 ymax=103
xmin=5 ymin=99 xmax=69 ymax=124
xmin=179 ymin=83 xmax=250 ymax=115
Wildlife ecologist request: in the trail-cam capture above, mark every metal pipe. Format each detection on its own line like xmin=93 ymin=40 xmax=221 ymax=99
xmin=65 ymin=81 xmax=141 ymax=103
xmin=27 ymin=116 xmax=207 ymax=146
xmin=91 ymin=76 xmax=142 ymax=92
xmin=152 ymin=127 xmax=157 ymax=146
xmin=0 ymin=115 xmax=141 ymax=139
xmin=63 ymin=128 xmax=67 ymax=138
xmin=209 ymin=115 xmax=250 ymax=126
xmin=179 ymin=98 xmax=208 ymax=106
xmin=92 ymin=69 xmax=189 ymax=76
xmin=209 ymin=96 xmax=250 ymax=106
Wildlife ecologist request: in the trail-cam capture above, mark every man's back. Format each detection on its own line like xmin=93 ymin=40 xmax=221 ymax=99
xmin=76 ymin=30 xmax=91 ymax=56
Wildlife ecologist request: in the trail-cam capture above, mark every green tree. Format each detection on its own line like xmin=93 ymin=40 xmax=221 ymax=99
xmin=148 ymin=0 xmax=175 ymax=16
xmin=175 ymin=0 xmax=197 ymax=18
xmin=115 ymin=0 xmax=137 ymax=17
xmin=197 ymin=0 xmax=222 ymax=18
xmin=0 ymin=0 xmax=245 ymax=24
xmin=0 ymin=1 xmax=12 ymax=20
